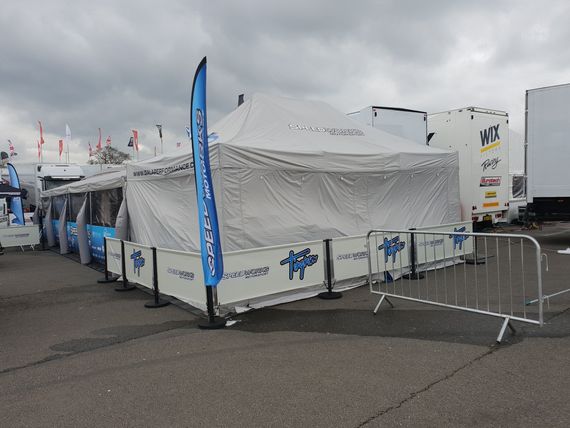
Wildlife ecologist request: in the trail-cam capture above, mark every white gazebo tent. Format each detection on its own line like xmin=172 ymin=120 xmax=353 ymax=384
xmin=126 ymin=93 xmax=460 ymax=252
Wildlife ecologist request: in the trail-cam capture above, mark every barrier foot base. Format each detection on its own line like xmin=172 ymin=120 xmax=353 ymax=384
xmin=145 ymin=299 xmax=170 ymax=308
xmin=463 ymin=255 xmax=487 ymax=265
xmin=496 ymin=317 xmax=516 ymax=343
xmin=402 ymin=272 xmax=425 ymax=280
xmin=115 ymin=283 xmax=137 ymax=292
xmin=98 ymin=276 xmax=119 ymax=284
xmin=198 ymin=316 xmax=227 ymax=330
xmin=373 ymin=295 xmax=394 ymax=314
xmin=318 ymin=291 xmax=342 ymax=300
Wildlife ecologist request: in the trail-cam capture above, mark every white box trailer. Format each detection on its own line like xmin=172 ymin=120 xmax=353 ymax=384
xmin=348 ymin=106 xmax=427 ymax=145
xmin=526 ymin=83 xmax=570 ymax=220
xmin=428 ymin=107 xmax=509 ymax=224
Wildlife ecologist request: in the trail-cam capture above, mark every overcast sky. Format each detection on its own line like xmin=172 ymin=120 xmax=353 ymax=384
xmin=1 ymin=0 xmax=569 ymax=164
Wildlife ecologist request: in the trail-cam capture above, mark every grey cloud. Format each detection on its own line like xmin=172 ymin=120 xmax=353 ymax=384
xmin=0 ymin=0 xmax=569 ymax=163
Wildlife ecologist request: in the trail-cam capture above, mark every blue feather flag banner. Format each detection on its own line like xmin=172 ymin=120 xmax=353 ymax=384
xmin=7 ymin=163 xmax=24 ymax=225
xmin=190 ymin=57 xmax=223 ymax=287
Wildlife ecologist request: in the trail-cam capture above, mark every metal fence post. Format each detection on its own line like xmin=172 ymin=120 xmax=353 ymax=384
xmin=145 ymin=247 xmax=170 ymax=308
xmin=115 ymin=240 xmax=136 ymax=292
xmin=318 ymin=239 xmax=342 ymax=299
xmin=403 ymin=228 xmax=424 ymax=280
xmin=38 ymin=208 xmax=46 ymax=251
xmin=98 ymin=237 xmax=118 ymax=283
xmin=465 ymin=233 xmax=487 ymax=264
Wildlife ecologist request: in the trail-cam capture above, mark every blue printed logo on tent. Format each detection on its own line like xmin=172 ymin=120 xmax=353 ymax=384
xmin=280 ymin=248 xmax=318 ymax=280
xmin=208 ymin=132 xmax=219 ymax=143
xmin=450 ymin=226 xmax=469 ymax=250
xmin=378 ymin=236 xmax=406 ymax=263
xmin=130 ymin=249 xmax=145 ymax=276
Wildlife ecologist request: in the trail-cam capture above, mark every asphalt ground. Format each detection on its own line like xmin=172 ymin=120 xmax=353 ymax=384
xmin=1 ymin=223 xmax=569 ymax=427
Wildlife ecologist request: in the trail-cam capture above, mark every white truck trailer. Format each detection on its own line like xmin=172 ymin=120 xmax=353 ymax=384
xmin=428 ymin=107 xmax=509 ymax=224
xmin=348 ymin=106 xmax=427 ymax=145
xmin=526 ymin=83 xmax=570 ymax=220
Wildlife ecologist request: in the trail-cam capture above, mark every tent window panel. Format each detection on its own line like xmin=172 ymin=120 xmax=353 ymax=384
xmin=69 ymin=193 xmax=86 ymax=222
xmin=41 ymin=197 xmax=50 ymax=213
xmin=91 ymin=188 xmax=123 ymax=227
xmin=52 ymin=195 xmax=66 ymax=220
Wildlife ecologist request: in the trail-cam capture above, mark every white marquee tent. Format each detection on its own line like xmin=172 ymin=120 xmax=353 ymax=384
xmin=126 ymin=93 xmax=460 ymax=252
xmin=42 ymin=168 xmax=126 ymax=197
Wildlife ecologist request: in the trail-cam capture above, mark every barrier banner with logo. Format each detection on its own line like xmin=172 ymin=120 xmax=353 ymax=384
xmin=0 ymin=225 xmax=40 ymax=247
xmin=413 ymin=221 xmax=473 ymax=264
xmin=88 ymin=225 xmax=116 ymax=263
xmin=155 ymin=248 xmax=206 ymax=310
xmin=67 ymin=221 xmax=79 ymax=252
xmin=105 ymin=237 xmax=123 ymax=275
xmin=217 ymin=240 xmax=324 ymax=305
xmin=368 ymin=232 xmax=411 ymax=276
xmin=52 ymin=219 xmax=60 ymax=243
xmin=331 ymin=235 xmax=369 ymax=282
xmin=123 ymin=241 xmax=154 ymax=288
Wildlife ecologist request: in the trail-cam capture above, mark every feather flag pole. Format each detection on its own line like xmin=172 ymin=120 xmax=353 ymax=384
xmin=190 ymin=57 xmax=225 ymax=329
xmin=38 ymin=121 xmax=45 ymax=163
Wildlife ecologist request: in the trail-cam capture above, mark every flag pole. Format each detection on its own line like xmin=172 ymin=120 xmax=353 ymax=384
xmin=190 ymin=57 xmax=226 ymax=329
xmin=156 ymin=124 xmax=163 ymax=155
xmin=65 ymin=124 xmax=71 ymax=163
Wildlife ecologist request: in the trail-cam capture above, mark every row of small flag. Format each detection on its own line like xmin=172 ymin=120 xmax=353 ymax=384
xmin=88 ymin=128 xmax=137 ymax=157
xmin=36 ymin=121 xmax=136 ymax=159
xmin=6 ymin=122 xmax=191 ymax=161
xmin=36 ymin=121 xmax=73 ymax=160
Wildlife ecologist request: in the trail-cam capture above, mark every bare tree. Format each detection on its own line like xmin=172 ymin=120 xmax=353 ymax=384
xmin=88 ymin=146 xmax=130 ymax=165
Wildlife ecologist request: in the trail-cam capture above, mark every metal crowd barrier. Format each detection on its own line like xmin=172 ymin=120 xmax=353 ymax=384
xmin=366 ymin=229 xmax=545 ymax=342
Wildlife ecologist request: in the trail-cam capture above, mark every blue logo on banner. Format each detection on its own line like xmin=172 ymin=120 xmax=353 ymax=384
xmin=280 ymin=248 xmax=319 ymax=280
xmin=191 ymin=56 xmax=224 ymax=287
xmin=130 ymin=249 xmax=145 ymax=276
xmin=378 ymin=236 xmax=406 ymax=263
xmin=87 ymin=225 xmax=116 ymax=263
xmin=67 ymin=222 xmax=79 ymax=253
xmin=450 ymin=226 xmax=469 ymax=250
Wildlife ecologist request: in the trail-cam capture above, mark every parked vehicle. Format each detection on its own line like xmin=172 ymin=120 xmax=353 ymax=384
xmin=348 ymin=106 xmax=427 ymax=145
xmin=428 ymin=107 xmax=509 ymax=224
xmin=525 ymin=83 xmax=570 ymax=220
xmin=15 ymin=163 xmax=85 ymax=211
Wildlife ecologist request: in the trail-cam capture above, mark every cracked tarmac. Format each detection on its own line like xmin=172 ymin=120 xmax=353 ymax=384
xmin=1 ymin=223 xmax=569 ymax=427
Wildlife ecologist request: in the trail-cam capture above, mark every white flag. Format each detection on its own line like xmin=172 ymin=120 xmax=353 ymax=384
xmin=65 ymin=124 xmax=72 ymax=146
